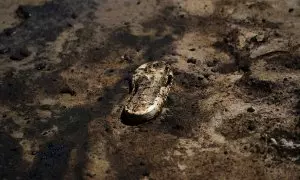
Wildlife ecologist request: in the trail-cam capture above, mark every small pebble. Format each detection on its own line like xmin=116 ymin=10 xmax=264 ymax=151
xmin=187 ymin=58 xmax=197 ymax=64
xmin=121 ymin=54 xmax=132 ymax=61
xmin=35 ymin=63 xmax=47 ymax=70
xmin=60 ymin=87 xmax=76 ymax=96
xmin=105 ymin=69 xmax=115 ymax=75
xmin=4 ymin=28 xmax=16 ymax=36
xmin=247 ymin=123 xmax=256 ymax=131
xmin=20 ymin=47 xmax=32 ymax=57
xmin=197 ymin=74 xmax=205 ymax=80
xmin=270 ymin=138 xmax=277 ymax=145
xmin=16 ymin=6 xmax=32 ymax=19
xmin=206 ymin=59 xmax=218 ymax=67
xmin=10 ymin=53 xmax=24 ymax=61
xmin=211 ymin=67 xmax=218 ymax=73
xmin=66 ymin=20 xmax=75 ymax=27
xmin=86 ymin=172 xmax=96 ymax=178
xmin=71 ymin=12 xmax=78 ymax=19
xmin=142 ymin=170 xmax=150 ymax=176
xmin=247 ymin=107 xmax=255 ymax=113
xmin=255 ymin=34 xmax=265 ymax=42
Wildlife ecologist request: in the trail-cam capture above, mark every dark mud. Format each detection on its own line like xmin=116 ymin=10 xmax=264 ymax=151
xmin=0 ymin=0 xmax=300 ymax=179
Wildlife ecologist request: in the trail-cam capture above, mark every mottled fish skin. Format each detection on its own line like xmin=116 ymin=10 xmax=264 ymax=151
xmin=123 ymin=61 xmax=173 ymax=124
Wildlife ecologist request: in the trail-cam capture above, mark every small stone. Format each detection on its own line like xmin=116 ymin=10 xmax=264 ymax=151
xmin=178 ymin=163 xmax=187 ymax=171
xmin=135 ymin=46 xmax=142 ymax=52
xmin=37 ymin=110 xmax=52 ymax=119
xmin=60 ymin=87 xmax=76 ymax=96
xmin=105 ymin=69 xmax=115 ymax=75
xmin=255 ymin=34 xmax=265 ymax=42
xmin=174 ymin=150 xmax=182 ymax=156
xmin=66 ymin=20 xmax=75 ymax=27
xmin=10 ymin=53 xmax=24 ymax=61
xmin=121 ymin=54 xmax=132 ymax=61
xmin=211 ymin=67 xmax=218 ymax=73
xmin=206 ymin=59 xmax=218 ymax=67
xmin=142 ymin=169 xmax=150 ymax=176
xmin=201 ymin=78 xmax=209 ymax=85
xmin=4 ymin=28 xmax=16 ymax=36
xmin=187 ymin=58 xmax=197 ymax=64
xmin=35 ymin=63 xmax=47 ymax=70
xmin=16 ymin=6 xmax=32 ymax=19
xmin=197 ymin=74 xmax=205 ymax=80
xmin=288 ymin=8 xmax=294 ymax=13
xmin=279 ymin=138 xmax=297 ymax=149
xmin=20 ymin=47 xmax=32 ymax=57
xmin=86 ymin=172 xmax=96 ymax=178
xmin=270 ymin=138 xmax=277 ymax=145
xmin=40 ymin=119 xmax=48 ymax=123
xmin=247 ymin=123 xmax=256 ymax=131
xmin=41 ymin=131 xmax=48 ymax=136
xmin=39 ymin=98 xmax=57 ymax=106
xmin=71 ymin=12 xmax=78 ymax=19
xmin=203 ymin=73 xmax=211 ymax=79
xmin=247 ymin=107 xmax=255 ymax=113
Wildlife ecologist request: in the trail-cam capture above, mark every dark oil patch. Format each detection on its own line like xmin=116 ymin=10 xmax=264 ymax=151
xmin=0 ymin=132 xmax=25 ymax=179
xmin=28 ymin=141 xmax=73 ymax=180
xmin=0 ymin=0 xmax=96 ymax=55
xmin=0 ymin=75 xmax=31 ymax=104
xmin=20 ymin=106 xmax=92 ymax=179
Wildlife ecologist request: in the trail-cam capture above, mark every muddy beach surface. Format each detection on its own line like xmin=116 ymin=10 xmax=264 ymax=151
xmin=0 ymin=0 xmax=300 ymax=179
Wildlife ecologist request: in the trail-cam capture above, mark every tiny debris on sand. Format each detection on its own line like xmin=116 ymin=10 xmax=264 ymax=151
xmin=0 ymin=0 xmax=300 ymax=179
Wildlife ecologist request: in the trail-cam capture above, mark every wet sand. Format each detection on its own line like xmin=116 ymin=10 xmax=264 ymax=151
xmin=0 ymin=0 xmax=300 ymax=179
